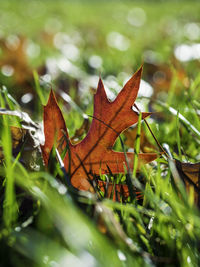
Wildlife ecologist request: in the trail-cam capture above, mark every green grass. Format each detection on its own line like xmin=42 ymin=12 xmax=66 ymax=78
xmin=1 ymin=0 xmax=200 ymax=266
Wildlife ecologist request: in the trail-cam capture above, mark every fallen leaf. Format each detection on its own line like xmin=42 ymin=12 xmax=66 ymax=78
xmin=96 ymin=180 xmax=143 ymax=201
xmin=124 ymin=126 xmax=156 ymax=153
xmin=10 ymin=126 xmax=27 ymax=149
xmin=0 ymin=109 xmax=43 ymax=169
xmin=0 ymin=125 xmax=42 ymax=170
xmin=175 ymin=159 xmax=200 ymax=203
xmin=42 ymin=66 xmax=158 ymax=191
xmin=145 ymin=60 xmax=189 ymax=97
xmin=0 ymin=36 xmax=32 ymax=86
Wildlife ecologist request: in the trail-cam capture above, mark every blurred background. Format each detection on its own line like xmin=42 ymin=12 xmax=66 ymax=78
xmin=0 ymin=0 xmax=200 ymax=117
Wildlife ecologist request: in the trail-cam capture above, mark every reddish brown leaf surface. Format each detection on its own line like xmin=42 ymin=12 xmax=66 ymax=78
xmin=97 ymin=180 xmax=143 ymax=201
xmin=42 ymin=66 xmax=157 ymax=192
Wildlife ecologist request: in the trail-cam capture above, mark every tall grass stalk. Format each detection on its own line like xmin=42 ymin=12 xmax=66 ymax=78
xmin=176 ymin=111 xmax=182 ymax=160
xmin=132 ymin=112 xmax=142 ymax=178
xmin=0 ymin=91 xmax=17 ymax=228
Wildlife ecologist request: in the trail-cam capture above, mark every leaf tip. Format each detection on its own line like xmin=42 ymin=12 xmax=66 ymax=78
xmin=141 ymin=112 xmax=152 ymax=119
xmin=97 ymin=77 xmax=104 ymax=90
xmin=95 ymin=77 xmax=108 ymax=102
xmin=45 ymin=89 xmax=57 ymax=108
xmin=135 ymin=64 xmax=143 ymax=77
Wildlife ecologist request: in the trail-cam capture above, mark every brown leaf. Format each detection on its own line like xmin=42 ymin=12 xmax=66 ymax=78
xmin=41 ymin=90 xmax=68 ymax=166
xmin=0 ymin=125 xmax=42 ymax=170
xmin=0 ymin=126 xmax=27 ymax=162
xmin=124 ymin=126 xmax=156 ymax=153
xmin=10 ymin=126 xmax=27 ymax=149
xmin=175 ymin=159 xmax=200 ymax=203
xmin=0 ymin=36 xmax=32 ymax=86
xmin=42 ymin=66 xmax=158 ymax=192
xmin=96 ymin=180 xmax=143 ymax=201
xmin=145 ymin=60 xmax=189 ymax=97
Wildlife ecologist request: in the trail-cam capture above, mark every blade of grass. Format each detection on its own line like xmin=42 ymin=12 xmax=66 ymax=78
xmin=156 ymin=100 xmax=200 ymax=139
xmin=176 ymin=111 xmax=182 ymax=160
xmin=163 ymin=143 xmax=188 ymax=205
xmin=0 ymin=91 xmax=17 ymax=228
xmin=33 ymin=70 xmax=46 ymax=105
xmin=132 ymin=111 xmax=142 ymax=178
xmin=2 ymin=86 xmax=20 ymax=109
xmin=14 ymin=169 xmax=128 ymax=267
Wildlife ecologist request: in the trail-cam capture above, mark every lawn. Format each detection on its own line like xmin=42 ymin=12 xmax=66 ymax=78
xmin=0 ymin=0 xmax=200 ymax=266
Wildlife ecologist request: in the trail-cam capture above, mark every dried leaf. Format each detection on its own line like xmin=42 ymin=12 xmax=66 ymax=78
xmin=175 ymin=159 xmax=200 ymax=203
xmin=0 ymin=36 xmax=32 ymax=86
xmin=10 ymin=126 xmax=27 ymax=149
xmin=124 ymin=126 xmax=156 ymax=153
xmin=0 ymin=126 xmax=26 ymax=163
xmin=0 ymin=125 xmax=42 ymax=170
xmin=42 ymin=66 xmax=158 ymax=191
xmin=145 ymin=60 xmax=189 ymax=97
xmin=96 ymin=180 xmax=143 ymax=201
xmin=0 ymin=109 xmax=43 ymax=169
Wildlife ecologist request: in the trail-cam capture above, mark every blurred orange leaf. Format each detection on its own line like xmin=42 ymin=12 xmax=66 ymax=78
xmin=124 ymin=126 xmax=156 ymax=153
xmin=0 ymin=36 xmax=32 ymax=86
xmin=145 ymin=60 xmax=189 ymax=97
